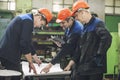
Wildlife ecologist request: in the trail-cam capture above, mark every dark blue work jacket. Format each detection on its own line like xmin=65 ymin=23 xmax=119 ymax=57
xmin=51 ymin=20 xmax=83 ymax=65
xmin=73 ymin=16 xmax=112 ymax=75
xmin=0 ymin=13 xmax=35 ymax=64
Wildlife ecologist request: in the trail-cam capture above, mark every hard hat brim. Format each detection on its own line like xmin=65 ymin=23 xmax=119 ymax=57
xmin=71 ymin=11 xmax=76 ymax=16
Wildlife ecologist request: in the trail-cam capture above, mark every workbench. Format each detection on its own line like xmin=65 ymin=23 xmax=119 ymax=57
xmin=22 ymin=61 xmax=71 ymax=80
xmin=0 ymin=69 xmax=21 ymax=80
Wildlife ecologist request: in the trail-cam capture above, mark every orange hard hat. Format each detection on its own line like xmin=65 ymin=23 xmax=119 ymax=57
xmin=56 ymin=8 xmax=72 ymax=23
xmin=38 ymin=8 xmax=52 ymax=23
xmin=72 ymin=1 xmax=89 ymax=15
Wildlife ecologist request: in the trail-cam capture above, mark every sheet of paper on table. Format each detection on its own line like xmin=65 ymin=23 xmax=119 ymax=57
xmin=22 ymin=61 xmax=64 ymax=76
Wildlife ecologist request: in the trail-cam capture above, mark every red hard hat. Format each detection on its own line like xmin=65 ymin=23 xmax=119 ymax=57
xmin=72 ymin=1 xmax=89 ymax=16
xmin=56 ymin=8 xmax=72 ymax=23
xmin=38 ymin=8 xmax=53 ymax=23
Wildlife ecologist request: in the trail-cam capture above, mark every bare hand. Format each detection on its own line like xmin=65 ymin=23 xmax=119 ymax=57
xmin=35 ymin=58 xmax=42 ymax=66
xmin=33 ymin=54 xmax=42 ymax=66
xmin=40 ymin=63 xmax=53 ymax=73
xmin=64 ymin=65 xmax=71 ymax=71
xmin=29 ymin=62 xmax=37 ymax=74
xmin=64 ymin=60 xmax=75 ymax=71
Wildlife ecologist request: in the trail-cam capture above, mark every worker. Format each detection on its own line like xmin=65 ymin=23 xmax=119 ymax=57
xmin=0 ymin=8 xmax=52 ymax=80
xmin=67 ymin=1 xmax=112 ymax=80
xmin=40 ymin=8 xmax=83 ymax=74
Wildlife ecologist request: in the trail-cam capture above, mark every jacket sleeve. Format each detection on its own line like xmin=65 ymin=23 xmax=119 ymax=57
xmin=71 ymin=36 xmax=81 ymax=63
xmin=20 ymin=19 xmax=34 ymax=54
xmin=30 ymin=43 xmax=36 ymax=55
xmin=95 ymin=21 xmax=112 ymax=55
xmin=51 ymin=33 xmax=80 ymax=65
xmin=63 ymin=33 xmax=80 ymax=48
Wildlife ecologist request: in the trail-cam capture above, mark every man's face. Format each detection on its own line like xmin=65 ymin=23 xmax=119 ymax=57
xmin=35 ymin=16 xmax=46 ymax=28
xmin=74 ymin=9 xmax=88 ymax=24
xmin=74 ymin=11 xmax=83 ymax=23
xmin=59 ymin=20 xmax=69 ymax=30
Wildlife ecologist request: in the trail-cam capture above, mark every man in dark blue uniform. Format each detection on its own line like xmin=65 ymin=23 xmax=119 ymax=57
xmin=0 ymin=8 xmax=52 ymax=80
xmin=70 ymin=1 xmax=112 ymax=80
xmin=40 ymin=8 xmax=83 ymax=74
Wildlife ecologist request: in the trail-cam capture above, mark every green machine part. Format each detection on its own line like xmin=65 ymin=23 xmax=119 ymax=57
xmin=105 ymin=15 xmax=120 ymax=76
xmin=118 ymin=23 xmax=120 ymax=74
xmin=106 ymin=32 xmax=119 ymax=75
